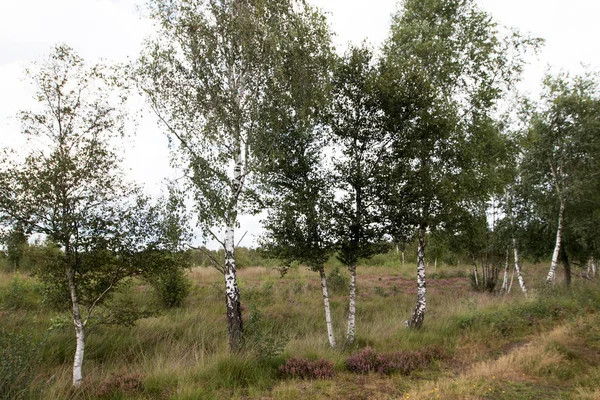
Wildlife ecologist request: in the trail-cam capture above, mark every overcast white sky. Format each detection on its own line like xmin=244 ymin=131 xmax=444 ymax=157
xmin=1 ymin=0 xmax=599 ymax=247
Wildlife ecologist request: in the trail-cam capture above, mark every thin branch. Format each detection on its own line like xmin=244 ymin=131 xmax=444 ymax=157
xmin=236 ymin=230 xmax=248 ymax=248
xmin=188 ymin=244 xmax=225 ymax=274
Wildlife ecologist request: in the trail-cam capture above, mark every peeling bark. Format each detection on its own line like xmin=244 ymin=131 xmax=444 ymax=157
xmin=547 ymin=199 xmax=565 ymax=283
xmin=346 ymin=263 xmax=357 ymax=344
xmin=513 ymin=238 xmax=527 ymax=296
xmin=319 ymin=268 xmax=336 ymax=348
xmin=408 ymin=225 xmax=426 ymax=328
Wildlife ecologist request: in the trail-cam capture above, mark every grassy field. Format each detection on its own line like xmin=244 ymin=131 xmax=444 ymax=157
xmin=1 ymin=259 xmax=599 ymax=399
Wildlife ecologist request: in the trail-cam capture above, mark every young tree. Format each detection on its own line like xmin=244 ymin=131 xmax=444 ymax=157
xmin=0 ymin=45 xmax=189 ymax=387
xmin=380 ymin=0 xmax=540 ymax=327
xmin=138 ymin=0 xmax=333 ymax=352
xmin=259 ymin=125 xmax=337 ymax=348
xmin=329 ymin=45 xmax=388 ymax=344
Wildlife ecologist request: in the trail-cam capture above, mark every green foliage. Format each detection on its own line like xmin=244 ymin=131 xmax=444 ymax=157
xmin=520 ymin=70 xmax=600 ymax=264
xmin=0 ymin=274 xmax=42 ymax=311
xmin=150 ymin=267 xmax=191 ymax=309
xmin=0 ymin=329 xmax=43 ymax=399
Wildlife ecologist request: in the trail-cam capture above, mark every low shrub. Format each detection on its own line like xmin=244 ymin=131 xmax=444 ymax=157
xmin=345 ymin=346 xmax=446 ymax=375
xmin=279 ymin=357 xmax=335 ymax=380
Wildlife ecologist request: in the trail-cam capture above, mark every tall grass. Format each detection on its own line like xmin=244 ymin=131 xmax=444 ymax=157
xmin=0 ymin=261 xmax=598 ymax=399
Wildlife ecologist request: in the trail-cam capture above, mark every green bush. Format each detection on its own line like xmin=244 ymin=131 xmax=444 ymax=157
xmin=0 ymin=330 xmax=43 ymax=399
xmin=0 ymin=275 xmax=42 ymax=310
xmin=150 ymin=268 xmax=191 ymax=308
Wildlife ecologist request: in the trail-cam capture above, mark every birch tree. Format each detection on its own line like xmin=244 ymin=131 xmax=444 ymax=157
xmin=0 ymin=45 xmax=189 ymax=387
xmin=329 ymin=45 xmax=388 ymax=344
xmin=381 ymin=0 xmax=540 ymax=328
xmin=138 ymin=0 xmax=332 ymax=352
xmin=521 ymin=71 xmax=600 ymax=285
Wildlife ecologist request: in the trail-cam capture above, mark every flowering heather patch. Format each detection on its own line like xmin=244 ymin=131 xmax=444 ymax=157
xmin=345 ymin=345 xmax=446 ymax=375
xmin=278 ymin=357 xmax=336 ymax=380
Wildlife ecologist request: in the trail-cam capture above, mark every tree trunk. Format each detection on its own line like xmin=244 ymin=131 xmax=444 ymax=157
xmin=319 ymin=268 xmax=336 ymax=348
xmin=473 ymin=255 xmax=479 ymax=287
xmin=501 ymin=248 xmax=509 ymax=293
xmin=401 ymin=251 xmax=405 ymax=266
xmin=513 ymin=238 xmax=527 ymax=296
xmin=224 ymin=226 xmax=243 ymax=352
xmin=508 ymin=264 xmax=515 ymax=294
xmin=346 ymin=263 xmax=357 ymax=344
xmin=66 ymin=264 xmax=85 ymax=387
xmin=560 ymin=245 xmax=571 ymax=287
xmin=547 ymin=199 xmax=565 ymax=283
xmin=408 ymin=225 xmax=426 ymax=328
xmin=223 ymin=138 xmax=244 ymax=352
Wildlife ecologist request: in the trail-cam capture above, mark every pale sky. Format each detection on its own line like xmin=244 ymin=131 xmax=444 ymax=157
xmin=1 ymin=0 xmax=599 ymax=248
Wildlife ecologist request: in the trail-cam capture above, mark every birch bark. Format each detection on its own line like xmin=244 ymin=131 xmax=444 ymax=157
xmin=319 ymin=268 xmax=336 ymax=348
xmin=546 ymin=198 xmax=565 ymax=283
xmin=224 ymin=153 xmax=244 ymax=352
xmin=501 ymin=248 xmax=509 ymax=293
xmin=67 ymin=261 xmax=85 ymax=387
xmin=346 ymin=263 xmax=357 ymax=344
xmin=513 ymin=238 xmax=527 ymax=296
xmin=408 ymin=225 xmax=427 ymax=328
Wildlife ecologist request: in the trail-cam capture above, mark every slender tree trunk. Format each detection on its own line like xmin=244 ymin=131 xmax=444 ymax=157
xmin=66 ymin=263 xmax=85 ymax=387
xmin=408 ymin=225 xmax=426 ymax=328
xmin=319 ymin=268 xmax=336 ymax=348
xmin=547 ymin=199 xmax=565 ymax=283
xmin=401 ymin=251 xmax=405 ymax=266
xmin=473 ymin=255 xmax=479 ymax=288
xmin=501 ymin=248 xmax=509 ymax=293
xmin=224 ymin=226 xmax=243 ymax=352
xmin=591 ymin=257 xmax=597 ymax=278
xmin=346 ymin=263 xmax=357 ymax=344
xmin=560 ymin=245 xmax=571 ymax=287
xmin=587 ymin=258 xmax=591 ymax=279
xmin=224 ymin=152 xmax=244 ymax=352
xmin=508 ymin=264 xmax=515 ymax=294
xmin=513 ymin=238 xmax=527 ymax=296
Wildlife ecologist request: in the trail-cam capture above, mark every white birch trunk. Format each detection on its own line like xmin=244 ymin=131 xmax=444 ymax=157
xmin=401 ymin=251 xmax=405 ymax=266
xmin=501 ymin=248 xmax=509 ymax=293
xmin=473 ymin=255 xmax=479 ymax=287
xmin=224 ymin=150 xmax=244 ymax=352
xmin=67 ymin=264 xmax=85 ymax=387
xmin=508 ymin=264 xmax=515 ymax=294
xmin=346 ymin=263 xmax=357 ymax=344
xmin=547 ymin=199 xmax=565 ymax=283
xmin=319 ymin=268 xmax=336 ymax=348
xmin=224 ymin=226 xmax=243 ymax=351
xmin=408 ymin=226 xmax=426 ymax=328
xmin=592 ymin=258 xmax=597 ymax=278
xmin=513 ymin=238 xmax=527 ymax=296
